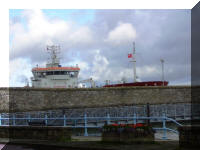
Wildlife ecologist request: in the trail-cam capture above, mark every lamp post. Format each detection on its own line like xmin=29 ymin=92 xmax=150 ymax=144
xmin=160 ymin=59 xmax=165 ymax=86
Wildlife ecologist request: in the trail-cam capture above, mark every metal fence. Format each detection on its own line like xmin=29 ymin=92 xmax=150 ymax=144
xmin=0 ymin=113 xmax=182 ymax=140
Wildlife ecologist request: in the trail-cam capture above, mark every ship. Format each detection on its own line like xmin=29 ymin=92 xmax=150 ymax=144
xmin=31 ymin=45 xmax=80 ymax=88
xmin=103 ymin=42 xmax=168 ymax=87
xmin=31 ymin=43 xmax=168 ymax=88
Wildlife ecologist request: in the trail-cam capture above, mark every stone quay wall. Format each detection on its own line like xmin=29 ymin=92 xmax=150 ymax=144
xmin=0 ymin=86 xmax=192 ymax=113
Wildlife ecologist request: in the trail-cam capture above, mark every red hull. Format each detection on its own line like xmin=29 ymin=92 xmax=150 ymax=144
xmin=103 ymin=81 xmax=168 ymax=87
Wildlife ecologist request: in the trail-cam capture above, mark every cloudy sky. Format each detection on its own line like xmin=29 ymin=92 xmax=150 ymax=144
xmin=9 ymin=9 xmax=191 ymax=87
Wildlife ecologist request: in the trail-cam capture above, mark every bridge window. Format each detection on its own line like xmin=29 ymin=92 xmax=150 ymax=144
xmin=46 ymin=71 xmax=77 ymax=75
xmin=46 ymin=71 xmax=71 ymax=75
xmin=54 ymin=71 xmax=60 ymax=75
xmin=61 ymin=71 xmax=68 ymax=75
xmin=69 ymin=72 xmax=75 ymax=77
xmin=46 ymin=71 xmax=53 ymax=75
xmin=41 ymin=72 xmax=46 ymax=77
xmin=69 ymin=71 xmax=78 ymax=77
xmin=36 ymin=72 xmax=46 ymax=78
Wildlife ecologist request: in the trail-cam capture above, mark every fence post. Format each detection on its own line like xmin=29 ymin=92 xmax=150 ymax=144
xmin=13 ymin=114 xmax=16 ymax=126
xmin=0 ymin=114 xmax=2 ymax=126
xmin=175 ymin=104 xmax=177 ymax=120
xmin=107 ymin=113 xmax=111 ymax=125
xmin=146 ymin=103 xmax=150 ymax=125
xmin=45 ymin=114 xmax=48 ymax=126
xmin=63 ymin=114 xmax=66 ymax=126
xmin=84 ymin=113 xmax=88 ymax=136
xmin=27 ymin=113 xmax=31 ymax=125
xmin=183 ymin=104 xmax=186 ymax=120
xmin=162 ymin=113 xmax=167 ymax=140
xmin=133 ymin=113 xmax=137 ymax=125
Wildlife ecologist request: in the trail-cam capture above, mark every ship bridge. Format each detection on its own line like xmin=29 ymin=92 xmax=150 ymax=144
xmin=31 ymin=45 xmax=80 ymax=88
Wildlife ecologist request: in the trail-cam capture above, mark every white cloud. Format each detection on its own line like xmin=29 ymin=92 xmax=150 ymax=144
xmin=76 ymin=61 xmax=90 ymax=79
xmin=23 ymin=10 xmax=71 ymax=38
xmin=10 ymin=9 xmax=94 ymax=59
xmin=9 ymin=58 xmax=33 ymax=87
xmin=66 ymin=50 xmax=111 ymax=83
xmin=78 ymin=61 xmax=90 ymax=71
xmin=68 ymin=26 xmax=93 ymax=45
xmin=90 ymin=50 xmax=110 ymax=81
xmin=118 ymin=68 xmax=133 ymax=80
xmin=137 ymin=65 xmax=161 ymax=80
xmin=105 ymin=22 xmax=136 ymax=46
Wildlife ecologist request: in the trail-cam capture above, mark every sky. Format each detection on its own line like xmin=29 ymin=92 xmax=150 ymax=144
xmin=9 ymin=9 xmax=191 ymax=87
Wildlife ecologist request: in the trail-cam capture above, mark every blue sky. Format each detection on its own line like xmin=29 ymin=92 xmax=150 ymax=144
xmin=10 ymin=9 xmax=95 ymax=26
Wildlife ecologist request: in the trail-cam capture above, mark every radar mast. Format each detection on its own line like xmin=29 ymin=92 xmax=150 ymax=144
xmin=46 ymin=45 xmax=60 ymax=67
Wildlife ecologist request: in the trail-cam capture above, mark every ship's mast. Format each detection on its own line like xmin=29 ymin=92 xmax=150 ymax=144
xmin=132 ymin=42 xmax=137 ymax=82
xmin=160 ymin=59 xmax=165 ymax=86
xmin=46 ymin=45 xmax=60 ymax=67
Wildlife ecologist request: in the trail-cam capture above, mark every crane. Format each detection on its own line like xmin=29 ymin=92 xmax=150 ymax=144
xmin=78 ymin=78 xmax=96 ymax=88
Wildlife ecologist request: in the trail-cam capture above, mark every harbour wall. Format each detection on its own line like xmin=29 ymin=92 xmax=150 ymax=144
xmin=0 ymin=86 xmax=192 ymax=113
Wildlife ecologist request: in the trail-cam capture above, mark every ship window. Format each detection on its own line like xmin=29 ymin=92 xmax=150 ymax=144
xmin=40 ymin=72 xmax=46 ymax=77
xmin=46 ymin=71 xmax=70 ymax=75
xmin=54 ymin=71 xmax=60 ymax=75
xmin=69 ymin=71 xmax=75 ymax=77
xmin=47 ymin=71 xmax=53 ymax=75
xmin=63 ymin=71 xmax=69 ymax=75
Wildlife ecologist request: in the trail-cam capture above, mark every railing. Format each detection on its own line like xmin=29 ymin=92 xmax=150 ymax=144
xmin=0 ymin=113 xmax=182 ymax=140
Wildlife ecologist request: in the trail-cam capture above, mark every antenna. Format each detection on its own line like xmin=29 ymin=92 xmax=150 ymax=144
xmin=160 ymin=59 xmax=165 ymax=86
xmin=133 ymin=42 xmax=136 ymax=54
xmin=132 ymin=42 xmax=137 ymax=82
xmin=46 ymin=45 xmax=60 ymax=66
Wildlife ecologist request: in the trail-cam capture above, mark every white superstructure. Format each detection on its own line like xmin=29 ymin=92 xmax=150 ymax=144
xmin=31 ymin=45 xmax=80 ymax=88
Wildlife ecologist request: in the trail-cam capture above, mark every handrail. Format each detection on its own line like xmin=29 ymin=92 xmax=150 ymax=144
xmin=0 ymin=113 xmax=182 ymax=140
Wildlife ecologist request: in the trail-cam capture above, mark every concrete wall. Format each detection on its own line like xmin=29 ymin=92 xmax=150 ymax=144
xmin=178 ymin=125 xmax=200 ymax=148
xmin=0 ymin=86 xmax=192 ymax=113
xmin=0 ymin=126 xmax=71 ymax=142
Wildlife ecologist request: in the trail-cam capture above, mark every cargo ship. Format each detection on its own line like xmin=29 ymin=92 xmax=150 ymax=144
xmin=103 ymin=42 xmax=168 ymax=87
xmin=103 ymin=81 xmax=168 ymax=87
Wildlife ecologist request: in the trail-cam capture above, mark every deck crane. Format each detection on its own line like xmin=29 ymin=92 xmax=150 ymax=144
xmin=78 ymin=78 xmax=96 ymax=88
